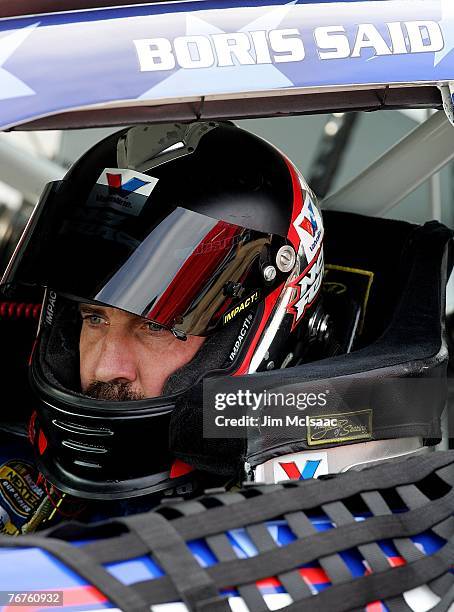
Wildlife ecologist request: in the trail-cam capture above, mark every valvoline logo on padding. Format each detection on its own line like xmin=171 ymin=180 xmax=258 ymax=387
xmin=272 ymin=451 xmax=329 ymax=482
xmin=279 ymin=459 xmax=322 ymax=480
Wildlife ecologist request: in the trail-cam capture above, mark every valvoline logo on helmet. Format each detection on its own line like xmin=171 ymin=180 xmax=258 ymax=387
xmin=301 ymin=202 xmax=318 ymax=238
xmin=293 ymin=193 xmax=324 ymax=264
xmin=106 ymin=172 xmax=150 ymax=198
xmin=87 ymin=168 xmax=159 ymax=217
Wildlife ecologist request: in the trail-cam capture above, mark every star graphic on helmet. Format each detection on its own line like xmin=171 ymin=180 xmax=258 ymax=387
xmin=434 ymin=0 xmax=454 ymax=66
xmin=138 ymin=1 xmax=297 ymax=100
xmin=0 ymin=23 xmax=38 ymax=101
xmin=287 ymin=247 xmax=324 ymax=330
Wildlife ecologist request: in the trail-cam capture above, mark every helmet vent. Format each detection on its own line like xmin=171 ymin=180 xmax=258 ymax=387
xmin=62 ymin=440 xmax=108 ymax=454
xmin=73 ymin=460 xmax=103 ymax=469
xmin=52 ymin=419 xmax=113 ymax=436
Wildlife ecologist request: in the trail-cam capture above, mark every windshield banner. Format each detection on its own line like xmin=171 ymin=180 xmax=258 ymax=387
xmin=0 ymin=0 xmax=453 ymax=128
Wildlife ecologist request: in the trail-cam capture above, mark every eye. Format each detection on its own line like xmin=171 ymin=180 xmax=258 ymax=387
xmin=81 ymin=313 xmax=105 ymax=326
xmin=144 ymin=321 xmax=167 ymax=335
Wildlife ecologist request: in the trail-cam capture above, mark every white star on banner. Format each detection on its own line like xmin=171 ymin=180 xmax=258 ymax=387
xmin=434 ymin=0 xmax=454 ymax=66
xmin=0 ymin=23 xmax=38 ymax=101
xmin=139 ymin=2 xmax=297 ymax=100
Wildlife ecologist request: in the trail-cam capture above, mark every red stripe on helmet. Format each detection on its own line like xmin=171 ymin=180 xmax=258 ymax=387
xmin=283 ymin=156 xmax=304 ymax=251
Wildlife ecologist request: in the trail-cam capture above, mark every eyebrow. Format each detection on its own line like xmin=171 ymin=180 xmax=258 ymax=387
xmin=79 ymin=304 xmax=107 ymax=315
xmin=78 ymin=304 xmax=144 ymax=326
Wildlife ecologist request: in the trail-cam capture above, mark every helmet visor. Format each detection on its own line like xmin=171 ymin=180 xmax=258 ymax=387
xmin=2 ymin=175 xmax=287 ymax=336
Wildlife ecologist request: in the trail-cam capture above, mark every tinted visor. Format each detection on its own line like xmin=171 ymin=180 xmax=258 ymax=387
xmin=2 ymin=177 xmax=287 ymax=336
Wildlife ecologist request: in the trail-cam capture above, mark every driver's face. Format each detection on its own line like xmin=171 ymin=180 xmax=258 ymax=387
xmin=79 ymin=304 xmax=204 ymax=399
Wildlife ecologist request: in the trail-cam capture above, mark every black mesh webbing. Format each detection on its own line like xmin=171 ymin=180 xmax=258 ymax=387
xmin=0 ymin=451 xmax=452 ymax=612
xmin=0 ymin=535 xmax=151 ymax=612
xmin=119 ymin=513 xmax=228 ymax=611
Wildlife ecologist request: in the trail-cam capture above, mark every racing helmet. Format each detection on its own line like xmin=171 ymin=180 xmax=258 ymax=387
xmin=1 ymin=121 xmax=326 ymax=500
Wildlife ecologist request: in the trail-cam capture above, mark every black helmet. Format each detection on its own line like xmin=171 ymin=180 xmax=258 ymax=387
xmin=1 ymin=121 xmax=325 ymax=500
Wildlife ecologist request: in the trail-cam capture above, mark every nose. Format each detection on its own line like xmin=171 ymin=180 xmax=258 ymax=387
xmin=94 ymin=328 xmax=138 ymax=385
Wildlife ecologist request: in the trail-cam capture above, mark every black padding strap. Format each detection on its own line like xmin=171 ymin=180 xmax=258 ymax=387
xmin=83 ymin=532 xmax=145 ymax=562
xmin=206 ymin=532 xmax=267 ymax=611
xmin=133 ymin=575 xmax=176 ymax=604
xmin=359 ymin=487 xmax=425 ymax=567
xmin=434 ymin=516 xmax=454 ymax=540
xmin=437 ymin=464 xmax=454 ymax=486
xmin=246 ymin=521 xmax=314 ymax=602
xmin=430 ymin=573 xmax=454 ymax=598
xmin=284 ymin=509 xmax=317 ymax=537
xmin=322 ymin=500 xmax=390 ymax=572
xmin=120 ymin=513 xmax=228 ymax=611
xmin=283 ymin=509 xmax=351 ymax=590
xmin=431 ymin=583 xmax=454 ymax=611
xmin=278 ymin=570 xmax=313 ymax=602
xmin=383 ymin=595 xmax=413 ymax=612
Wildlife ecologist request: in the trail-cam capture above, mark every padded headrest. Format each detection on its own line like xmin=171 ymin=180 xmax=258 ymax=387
xmin=171 ymin=212 xmax=453 ymax=475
